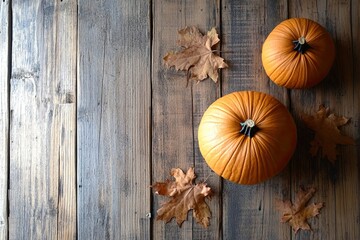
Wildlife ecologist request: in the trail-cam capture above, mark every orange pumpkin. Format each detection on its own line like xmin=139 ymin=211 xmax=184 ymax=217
xmin=198 ymin=91 xmax=297 ymax=184
xmin=262 ymin=18 xmax=335 ymax=89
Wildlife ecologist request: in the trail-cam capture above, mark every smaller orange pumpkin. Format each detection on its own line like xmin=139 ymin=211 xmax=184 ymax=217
xmin=262 ymin=18 xmax=335 ymax=89
xmin=198 ymin=91 xmax=297 ymax=184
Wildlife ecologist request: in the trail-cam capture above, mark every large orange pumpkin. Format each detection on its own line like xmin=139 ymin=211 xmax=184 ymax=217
xmin=262 ymin=18 xmax=335 ymax=89
xmin=198 ymin=91 xmax=297 ymax=184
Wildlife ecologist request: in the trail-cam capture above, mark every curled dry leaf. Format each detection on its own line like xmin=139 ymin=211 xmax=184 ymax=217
xmin=151 ymin=167 xmax=212 ymax=228
xmin=276 ymin=186 xmax=324 ymax=233
xmin=163 ymin=26 xmax=228 ymax=83
xmin=302 ymin=105 xmax=355 ymax=163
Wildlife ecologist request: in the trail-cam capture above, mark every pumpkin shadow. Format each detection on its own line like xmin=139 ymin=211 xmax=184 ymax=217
xmin=289 ymin=112 xmax=340 ymax=185
xmin=315 ymin=37 xmax=354 ymax=98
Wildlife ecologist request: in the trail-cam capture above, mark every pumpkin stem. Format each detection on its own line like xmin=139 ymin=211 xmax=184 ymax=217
xmin=293 ymin=36 xmax=310 ymax=54
xmin=240 ymin=119 xmax=258 ymax=138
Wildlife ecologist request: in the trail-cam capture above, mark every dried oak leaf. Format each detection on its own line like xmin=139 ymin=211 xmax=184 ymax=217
xmin=151 ymin=167 xmax=212 ymax=227
xmin=302 ymin=105 xmax=355 ymax=163
xmin=163 ymin=26 xmax=228 ymax=83
xmin=276 ymin=186 xmax=324 ymax=233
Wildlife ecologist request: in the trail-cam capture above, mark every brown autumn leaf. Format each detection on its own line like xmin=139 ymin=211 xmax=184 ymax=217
xmin=276 ymin=186 xmax=324 ymax=234
xmin=163 ymin=26 xmax=228 ymax=83
xmin=302 ymin=105 xmax=355 ymax=163
xmin=151 ymin=167 xmax=212 ymax=227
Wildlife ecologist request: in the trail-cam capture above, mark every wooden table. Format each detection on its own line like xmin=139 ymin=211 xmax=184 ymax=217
xmin=0 ymin=0 xmax=359 ymax=239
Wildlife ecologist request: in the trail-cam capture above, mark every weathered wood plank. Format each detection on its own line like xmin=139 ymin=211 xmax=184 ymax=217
xmin=8 ymin=0 xmax=77 ymax=239
xmin=221 ymin=1 xmax=290 ymax=239
xmin=193 ymin=79 xmax=222 ymax=240
xmin=77 ymin=0 xmax=151 ymax=239
xmin=55 ymin=3 xmax=78 ymax=239
xmin=289 ymin=0 xmax=360 ymax=239
xmin=350 ymin=1 xmax=360 ymax=237
xmin=189 ymin=3 xmax=223 ymax=240
xmin=53 ymin=104 xmax=76 ymax=240
xmin=0 ymin=1 xmax=9 ymax=239
xmin=151 ymin=3 xmax=194 ymax=238
xmin=325 ymin=2 xmax=359 ymax=239
xmin=152 ymin=1 xmax=221 ymax=239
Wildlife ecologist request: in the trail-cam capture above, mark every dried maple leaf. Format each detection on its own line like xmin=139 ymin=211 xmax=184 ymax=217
xmin=302 ymin=105 xmax=355 ymax=163
xmin=163 ymin=26 xmax=228 ymax=83
xmin=151 ymin=167 xmax=212 ymax=227
xmin=276 ymin=186 xmax=324 ymax=233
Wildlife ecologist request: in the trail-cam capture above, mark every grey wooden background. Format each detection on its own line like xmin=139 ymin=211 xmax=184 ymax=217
xmin=0 ymin=0 xmax=359 ymax=239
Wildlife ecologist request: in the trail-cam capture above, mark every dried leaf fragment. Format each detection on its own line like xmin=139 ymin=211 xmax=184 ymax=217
xmin=164 ymin=26 xmax=228 ymax=83
xmin=151 ymin=167 xmax=212 ymax=227
xmin=302 ymin=105 xmax=355 ymax=163
xmin=276 ymin=186 xmax=324 ymax=233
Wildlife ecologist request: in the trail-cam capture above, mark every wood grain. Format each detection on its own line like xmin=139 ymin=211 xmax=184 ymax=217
xmin=221 ymin=1 xmax=290 ymax=239
xmin=53 ymin=104 xmax=76 ymax=240
xmin=8 ymin=0 xmax=77 ymax=239
xmin=289 ymin=0 xmax=360 ymax=239
xmin=77 ymin=0 xmax=151 ymax=239
xmin=326 ymin=2 xmax=359 ymax=239
xmin=0 ymin=1 xmax=9 ymax=239
xmin=152 ymin=1 xmax=222 ymax=239
xmin=1 ymin=1 xmax=359 ymax=239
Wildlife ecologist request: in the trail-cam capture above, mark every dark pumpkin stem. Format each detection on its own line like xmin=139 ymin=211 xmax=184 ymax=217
xmin=240 ymin=119 xmax=258 ymax=138
xmin=293 ymin=36 xmax=310 ymax=54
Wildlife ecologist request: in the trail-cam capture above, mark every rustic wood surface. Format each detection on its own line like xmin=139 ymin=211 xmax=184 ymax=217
xmin=152 ymin=1 xmax=221 ymax=239
xmin=77 ymin=0 xmax=151 ymax=239
xmin=8 ymin=0 xmax=77 ymax=239
xmin=0 ymin=1 xmax=9 ymax=239
xmin=0 ymin=0 xmax=359 ymax=239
